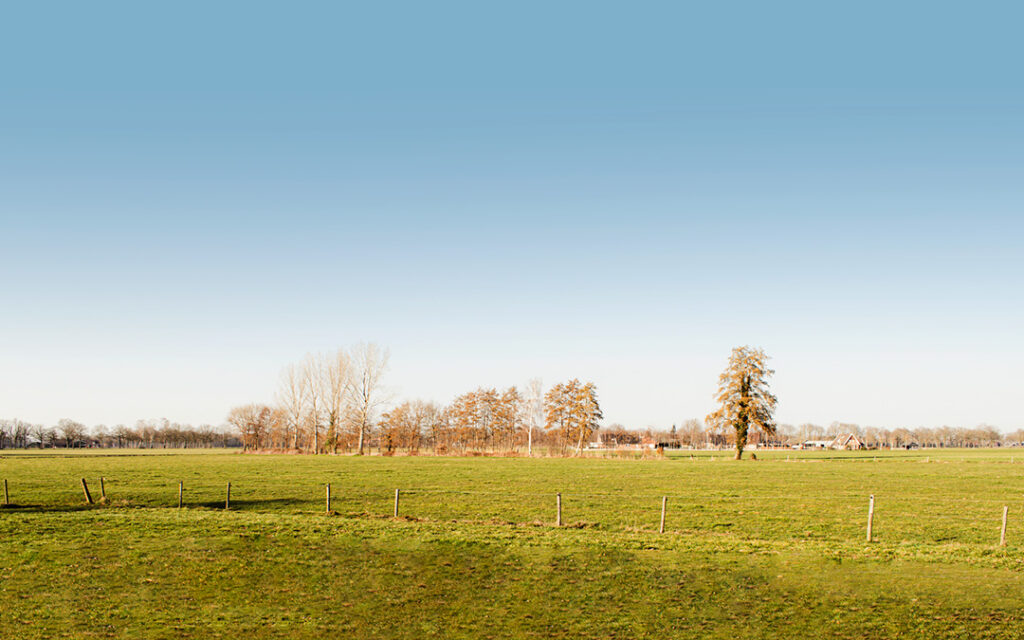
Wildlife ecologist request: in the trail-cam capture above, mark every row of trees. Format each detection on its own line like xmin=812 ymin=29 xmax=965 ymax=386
xmin=1 ymin=344 xmax=604 ymax=456
xmin=5 ymin=345 xmax=1018 ymax=455
xmin=0 ymin=418 xmax=239 ymax=449
xmin=376 ymin=378 xmax=602 ymax=456
xmin=226 ymin=343 xmax=1022 ymax=456
xmin=4 ymin=414 xmax=1012 ymax=453
xmin=633 ymin=346 xmax=1016 ymax=458
xmin=228 ymin=343 xmax=390 ymax=454
xmin=774 ymin=422 xmax=1012 ymax=449
xmin=227 ymin=341 xmax=605 ymax=456
xmin=629 ymin=421 xmax=1020 ymax=450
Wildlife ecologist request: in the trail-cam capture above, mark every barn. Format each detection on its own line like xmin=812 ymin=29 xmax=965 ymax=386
xmin=830 ymin=433 xmax=865 ymax=450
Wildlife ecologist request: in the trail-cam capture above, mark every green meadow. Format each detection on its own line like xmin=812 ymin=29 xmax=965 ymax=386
xmin=2 ymin=449 xmax=1023 ymax=638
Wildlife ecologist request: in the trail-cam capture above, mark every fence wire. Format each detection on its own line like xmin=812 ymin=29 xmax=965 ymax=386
xmin=2 ymin=476 xmax=1021 ymax=547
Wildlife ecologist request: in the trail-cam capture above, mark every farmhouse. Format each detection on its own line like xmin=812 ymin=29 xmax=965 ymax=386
xmin=829 ymin=433 xmax=865 ymax=450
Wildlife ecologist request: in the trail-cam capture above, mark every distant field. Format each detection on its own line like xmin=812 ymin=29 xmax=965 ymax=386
xmin=2 ymin=449 xmax=1023 ymax=638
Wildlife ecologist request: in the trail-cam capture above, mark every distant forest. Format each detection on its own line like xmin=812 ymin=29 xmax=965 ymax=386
xmin=1 ymin=416 xmax=1018 ymax=453
xmin=0 ymin=418 xmax=238 ymax=449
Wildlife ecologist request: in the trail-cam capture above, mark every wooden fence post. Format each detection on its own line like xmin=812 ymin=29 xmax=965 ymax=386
xmin=100 ymin=477 xmax=107 ymax=501
xmin=866 ymin=494 xmax=875 ymax=542
xmin=660 ymin=496 xmax=667 ymax=533
xmin=225 ymin=482 xmax=231 ymax=510
xmin=326 ymin=483 xmax=331 ymax=513
xmin=556 ymin=493 xmax=562 ymax=527
xmin=1000 ymin=505 xmax=1008 ymax=547
xmin=393 ymin=489 xmax=400 ymax=518
xmin=3 ymin=479 xmax=8 ymax=506
xmin=81 ymin=478 xmax=93 ymax=505
xmin=178 ymin=481 xmax=183 ymax=508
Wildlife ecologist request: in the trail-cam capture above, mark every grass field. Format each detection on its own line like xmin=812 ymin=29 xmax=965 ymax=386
xmin=2 ymin=449 xmax=1023 ymax=638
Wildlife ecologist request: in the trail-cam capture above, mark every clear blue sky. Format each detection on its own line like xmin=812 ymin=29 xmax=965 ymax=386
xmin=2 ymin=2 xmax=1022 ymax=430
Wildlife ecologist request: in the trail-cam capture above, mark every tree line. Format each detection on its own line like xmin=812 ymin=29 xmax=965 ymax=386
xmin=610 ymin=347 xmax=1018 ymax=455
xmin=621 ymin=420 xmax=1021 ymax=450
xmin=4 ymin=344 xmax=1019 ymax=454
xmin=4 ymin=415 xmax=1012 ymax=453
xmin=0 ymin=418 xmax=239 ymax=449
xmin=228 ymin=343 xmax=603 ymax=456
xmin=228 ymin=343 xmax=391 ymax=454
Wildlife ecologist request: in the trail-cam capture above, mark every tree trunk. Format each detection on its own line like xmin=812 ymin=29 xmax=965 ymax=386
xmin=734 ymin=423 xmax=748 ymax=460
xmin=357 ymin=421 xmax=365 ymax=455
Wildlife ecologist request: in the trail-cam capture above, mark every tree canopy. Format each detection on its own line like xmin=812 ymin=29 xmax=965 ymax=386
xmin=706 ymin=346 xmax=777 ymax=460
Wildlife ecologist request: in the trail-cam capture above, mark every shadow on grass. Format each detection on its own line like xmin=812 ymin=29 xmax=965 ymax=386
xmin=0 ymin=497 xmax=313 ymax=513
xmin=0 ymin=503 xmax=100 ymax=513
xmin=188 ymin=497 xmax=311 ymax=510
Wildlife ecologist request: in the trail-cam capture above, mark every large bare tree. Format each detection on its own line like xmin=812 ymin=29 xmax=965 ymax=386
xmin=277 ymin=364 xmax=306 ymax=450
xmin=347 ymin=342 xmax=390 ymax=455
xmin=523 ymin=378 xmax=544 ymax=456
xmin=320 ymin=349 xmax=351 ymax=454
xmin=705 ymin=346 xmax=777 ymax=460
xmin=301 ymin=354 xmax=324 ymax=454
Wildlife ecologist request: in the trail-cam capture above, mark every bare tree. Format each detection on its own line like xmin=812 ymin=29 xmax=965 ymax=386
xmin=44 ymin=428 xmax=61 ymax=448
xmin=413 ymin=400 xmax=445 ymax=453
xmin=12 ymin=420 xmax=27 ymax=448
xmin=320 ymin=349 xmax=351 ymax=454
xmin=227 ymin=404 xmax=281 ymax=451
xmin=29 ymin=423 xmax=47 ymax=447
xmin=93 ymin=424 xmax=109 ymax=447
xmin=301 ymin=354 xmax=324 ymax=454
xmin=277 ymin=363 xmax=306 ymax=450
xmin=523 ymin=378 xmax=544 ymax=456
xmin=112 ymin=424 xmax=130 ymax=448
xmin=347 ymin=342 xmax=390 ymax=455
xmin=57 ymin=418 xmax=86 ymax=448
xmin=680 ymin=418 xmax=704 ymax=448
xmin=798 ymin=423 xmax=824 ymax=443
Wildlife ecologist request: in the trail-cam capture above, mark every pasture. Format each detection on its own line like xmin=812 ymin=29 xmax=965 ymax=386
xmin=2 ymin=449 xmax=1023 ymax=638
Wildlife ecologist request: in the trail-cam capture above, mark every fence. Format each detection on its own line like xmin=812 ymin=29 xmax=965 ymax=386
xmin=1 ymin=477 xmax=1019 ymax=549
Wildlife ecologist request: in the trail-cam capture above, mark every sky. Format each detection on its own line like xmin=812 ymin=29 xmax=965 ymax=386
xmin=2 ymin=2 xmax=1023 ymax=431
